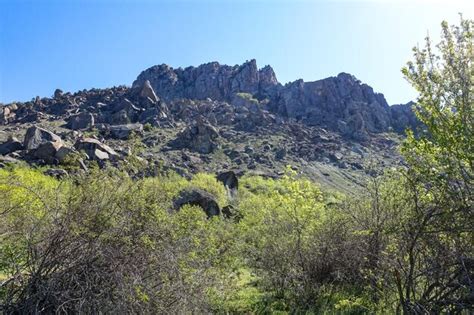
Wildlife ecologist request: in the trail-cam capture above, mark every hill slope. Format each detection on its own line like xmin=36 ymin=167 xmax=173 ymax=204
xmin=0 ymin=60 xmax=417 ymax=192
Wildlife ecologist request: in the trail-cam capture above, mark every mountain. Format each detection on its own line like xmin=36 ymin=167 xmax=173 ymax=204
xmin=133 ymin=59 xmax=417 ymax=138
xmin=0 ymin=60 xmax=419 ymax=192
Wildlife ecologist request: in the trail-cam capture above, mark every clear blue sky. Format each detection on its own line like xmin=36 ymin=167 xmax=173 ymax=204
xmin=0 ymin=0 xmax=472 ymax=104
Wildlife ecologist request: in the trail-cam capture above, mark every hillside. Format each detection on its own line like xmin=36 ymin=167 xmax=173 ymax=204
xmin=0 ymin=60 xmax=417 ymax=192
xmin=1 ymin=15 xmax=472 ymax=314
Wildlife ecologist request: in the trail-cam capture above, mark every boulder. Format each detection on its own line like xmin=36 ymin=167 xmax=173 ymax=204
xmin=110 ymin=110 xmax=132 ymax=125
xmin=44 ymin=168 xmax=68 ymax=178
xmin=24 ymin=126 xmax=62 ymax=150
xmin=0 ymin=106 xmax=10 ymax=124
xmin=139 ymin=108 xmax=168 ymax=125
xmin=74 ymin=138 xmax=118 ymax=161
xmin=0 ymin=136 xmax=23 ymax=155
xmin=173 ymin=188 xmax=221 ymax=217
xmin=171 ymin=120 xmax=219 ymax=154
xmin=31 ymin=141 xmax=63 ymax=164
xmin=66 ymin=112 xmax=95 ymax=130
xmin=54 ymin=89 xmax=63 ymax=99
xmin=216 ymin=170 xmax=239 ymax=191
xmin=108 ymin=123 xmax=143 ymax=140
xmin=55 ymin=146 xmax=75 ymax=163
xmin=112 ymin=98 xmax=141 ymax=114
xmin=139 ymin=80 xmax=160 ymax=103
xmin=107 ymin=99 xmax=142 ymax=124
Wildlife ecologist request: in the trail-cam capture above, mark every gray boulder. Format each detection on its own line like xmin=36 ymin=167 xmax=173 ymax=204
xmin=74 ymin=138 xmax=118 ymax=161
xmin=217 ymin=170 xmax=239 ymax=191
xmin=31 ymin=141 xmax=63 ymax=164
xmin=24 ymin=126 xmax=62 ymax=150
xmin=108 ymin=123 xmax=143 ymax=140
xmin=108 ymin=99 xmax=142 ymax=124
xmin=66 ymin=112 xmax=95 ymax=130
xmin=0 ymin=136 xmax=23 ymax=155
xmin=173 ymin=188 xmax=221 ymax=217
xmin=171 ymin=120 xmax=219 ymax=154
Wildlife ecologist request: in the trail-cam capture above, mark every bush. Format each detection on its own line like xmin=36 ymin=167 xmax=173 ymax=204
xmin=0 ymin=168 xmax=238 ymax=313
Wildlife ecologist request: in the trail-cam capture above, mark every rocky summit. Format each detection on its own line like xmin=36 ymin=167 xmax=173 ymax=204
xmin=0 ymin=60 xmax=419 ymax=192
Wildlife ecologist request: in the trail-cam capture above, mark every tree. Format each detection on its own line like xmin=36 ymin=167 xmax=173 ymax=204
xmin=395 ymin=16 xmax=474 ymax=313
xmin=402 ymin=15 xmax=473 ymax=204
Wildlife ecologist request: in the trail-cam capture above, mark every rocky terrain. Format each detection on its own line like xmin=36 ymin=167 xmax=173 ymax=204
xmin=0 ymin=60 xmax=418 ymax=192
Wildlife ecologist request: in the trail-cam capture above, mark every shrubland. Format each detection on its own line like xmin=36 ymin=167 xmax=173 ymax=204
xmin=0 ymin=18 xmax=472 ymax=314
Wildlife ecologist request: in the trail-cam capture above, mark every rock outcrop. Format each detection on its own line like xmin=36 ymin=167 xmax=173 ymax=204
xmin=390 ymin=102 xmax=420 ymax=133
xmin=2 ymin=60 xmax=418 ymax=143
xmin=173 ymin=188 xmax=221 ymax=217
xmin=133 ymin=61 xmax=418 ymax=139
xmin=170 ymin=120 xmax=219 ymax=154
xmin=133 ymin=59 xmax=279 ymax=102
xmin=272 ymin=73 xmax=392 ymax=138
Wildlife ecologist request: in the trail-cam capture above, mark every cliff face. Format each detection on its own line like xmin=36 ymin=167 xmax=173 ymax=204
xmin=132 ymin=59 xmax=279 ymax=102
xmin=134 ymin=60 xmax=417 ymax=138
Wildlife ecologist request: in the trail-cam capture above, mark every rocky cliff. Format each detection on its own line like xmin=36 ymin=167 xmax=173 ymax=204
xmin=133 ymin=60 xmax=279 ymax=102
xmin=0 ymin=60 xmax=419 ymax=192
xmin=133 ymin=60 xmax=416 ymax=139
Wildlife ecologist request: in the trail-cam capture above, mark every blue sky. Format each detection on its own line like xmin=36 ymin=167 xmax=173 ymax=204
xmin=0 ymin=0 xmax=472 ymax=104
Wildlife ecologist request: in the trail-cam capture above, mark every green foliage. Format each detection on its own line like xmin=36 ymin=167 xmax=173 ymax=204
xmin=397 ymin=17 xmax=473 ymax=313
xmin=143 ymin=122 xmax=153 ymax=132
xmin=402 ymin=16 xmax=473 ymax=196
xmin=0 ymin=167 xmax=238 ymax=313
xmin=235 ymin=92 xmax=259 ymax=104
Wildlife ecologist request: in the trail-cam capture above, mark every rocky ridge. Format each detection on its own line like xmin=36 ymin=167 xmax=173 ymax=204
xmin=0 ymin=60 xmax=419 ymax=192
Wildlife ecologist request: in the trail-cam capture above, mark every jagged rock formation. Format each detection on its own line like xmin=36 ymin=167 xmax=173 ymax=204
xmin=133 ymin=60 xmax=417 ymax=139
xmin=389 ymin=102 xmax=420 ymax=133
xmin=1 ymin=60 xmax=417 ymax=140
xmin=133 ymin=60 xmax=279 ymax=102
xmin=0 ymin=60 xmax=420 ymax=191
